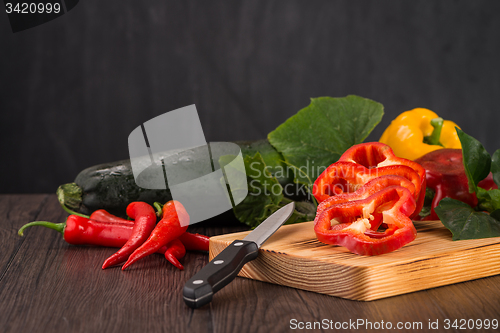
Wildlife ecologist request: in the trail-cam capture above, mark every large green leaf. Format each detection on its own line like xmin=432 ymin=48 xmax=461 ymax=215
xmin=228 ymin=152 xmax=316 ymax=228
xmin=267 ymin=95 xmax=384 ymax=184
xmin=237 ymin=139 xmax=293 ymax=186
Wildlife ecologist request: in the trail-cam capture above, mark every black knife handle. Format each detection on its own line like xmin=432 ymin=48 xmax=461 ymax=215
xmin=183 ymin=240 xmax=259 ymax=308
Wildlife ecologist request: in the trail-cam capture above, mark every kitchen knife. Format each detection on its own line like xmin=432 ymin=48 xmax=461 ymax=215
xmin=183 ymin=202 xmax=295 ymax=308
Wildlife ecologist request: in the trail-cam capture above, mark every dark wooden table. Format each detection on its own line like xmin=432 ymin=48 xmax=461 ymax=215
xmin=1 ymin=194 xmax=500 ymax=333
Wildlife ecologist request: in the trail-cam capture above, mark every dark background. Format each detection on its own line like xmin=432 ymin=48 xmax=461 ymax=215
xmin=1 ymin=0 xmax=500 ymax=193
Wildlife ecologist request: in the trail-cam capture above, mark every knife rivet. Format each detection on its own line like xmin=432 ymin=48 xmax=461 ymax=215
xmin=234 ymin=242 xmax=244 ymax=246
xmin=192 ymin=280 xmax=203 ymax=285
xmin=213 ymin=260 xmax=224 ymax=265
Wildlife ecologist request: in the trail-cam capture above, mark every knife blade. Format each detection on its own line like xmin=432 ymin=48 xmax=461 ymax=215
xmin=183 ymin=202 xmax=295 ymax=308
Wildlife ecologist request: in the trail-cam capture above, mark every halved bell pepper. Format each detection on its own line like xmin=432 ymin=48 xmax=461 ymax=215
xmin=316 ymin=174 xmax=416 ymax=228
xmin=314 ymin=186 xmax=417 ymax=256
xmin=337 ymin=142 xmax=426 ymax=217
xmin=313 ymin=162 xmax=422 ymax=220
xmin=379 ymin=108 xmax=461 ymax=160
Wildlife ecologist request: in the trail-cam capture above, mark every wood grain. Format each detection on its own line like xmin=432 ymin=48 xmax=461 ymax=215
xmin=1 ymin=195 xmax=500 ymax=333
xmin=0 ymin=194 xmax=50 ymax=280
xmin=210 ymin=220 xmax=500 ymax=301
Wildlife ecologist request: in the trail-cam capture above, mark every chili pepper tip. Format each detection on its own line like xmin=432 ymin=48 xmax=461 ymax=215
xmin=165 ymin=252 xmax=184 ymax=270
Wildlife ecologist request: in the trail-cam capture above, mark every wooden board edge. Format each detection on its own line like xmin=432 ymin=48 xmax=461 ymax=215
xmin=210 ymin=237 xmax=500 ymax=301
xmin=360 ymin=244 xmax=500 ymax=301
xmin=210 ymin=239 xmax=373 ymax=301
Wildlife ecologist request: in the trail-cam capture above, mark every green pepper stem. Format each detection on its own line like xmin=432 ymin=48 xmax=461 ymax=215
xmin=18 ymin=221 xmax=65 ymax=237
xmin=424 ymin=117 xmax=444 ymax=146
xmin=58 ymin=202 xmax=89 ymax=218
xmin=56 ymin=183 xmax=84 ymax=211
xmin=154 ymin=202 xmax=164 ymax=217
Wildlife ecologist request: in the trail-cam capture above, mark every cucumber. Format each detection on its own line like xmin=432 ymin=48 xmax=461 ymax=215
xmin=57 ymin=159 xmax=172 ymax=217
xmin=57 ymin=139 xmax=292 ymax=216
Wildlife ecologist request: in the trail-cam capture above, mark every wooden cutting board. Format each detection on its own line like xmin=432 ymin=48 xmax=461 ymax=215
xmin=209 ymin=220 xmax=500 ymax=301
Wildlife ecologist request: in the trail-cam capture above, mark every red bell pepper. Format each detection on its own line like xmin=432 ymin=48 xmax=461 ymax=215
xmin=313 ymin=161 xmax=422 ymax=219
xmin=415 ymin=149 xmax=498 ymax=220
xmin=337 ymin=142 xmax=426 ymax=216
xmin=314 ymin=186 xmax=417 ymax=256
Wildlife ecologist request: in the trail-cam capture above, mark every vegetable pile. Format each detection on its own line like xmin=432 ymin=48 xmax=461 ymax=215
xmin=379 ymin=110 xmax=500 ymax=242
xmin=57 ymin=95 xmax=385 ymax=229
xmin=25 ymin=95 xmax=392 ymax=266
xmin=24 ymin=95 xmax=500 ymax=262
xmin=18 ymin=201 xmax=209 ymax=270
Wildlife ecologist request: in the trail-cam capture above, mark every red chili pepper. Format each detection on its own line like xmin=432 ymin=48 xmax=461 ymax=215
xmin=90 ymin=209 xmax=132 ymax=223
xmin=314 ymin=186 xmax=417 ymax=256
xmin=163 ymin=239 xmax=186 ymax=270
xmin=59 ymin=202 xmax=133 ymax=224
xmin=18 ymin=215 xmax=175 ymax=262
xmin=102 ymin=202 xmax=157 ymax=269
xmin=121 ymin=200 xmax=189 ymax=270
xmin=153 ymin=201 xmax=209 ymax=251
xmin=415 ymin=149 xmax=498 ymax=220
xmin=18 ymin=215 xmax=134 ymax=248
xmin=337 ymin=142 xmax=426 ymax=217
xmin=178 ymin=232 xmax=209 ymax=252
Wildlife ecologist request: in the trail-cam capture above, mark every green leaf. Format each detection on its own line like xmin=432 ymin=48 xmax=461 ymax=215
xmin=267 ymin=95 xmax=384 ymax=184
xmin=491 ymin=149 xmax=500 ymax=188
xmin=456 ymin=128 xmax=491 ymax=193
xmin=418 ymin=187 xmax=436 ymax=219
xmin=244 ymin=153 xmax=284 ymax=201
xmin=230 ymin=153 xmax=317 ymax=228
xmin=238 ymin=139 xmax=294 ymax=187
xmin=218 ymin=154 xmax=249 ymax=206
xmin=287 ymin=199 xmax=317 ymax=224
xmin=232 ymin=153 xmax=284 ymax=228
xmin=434 ymin=198 xmax=500 ymax=240
xmin=233 ymin=194 xmax=282 ymax=229
xmin=490 ymin=209 xmax=500 ymax=221
xmin=476 ymin=188 xmax=500 ymax=213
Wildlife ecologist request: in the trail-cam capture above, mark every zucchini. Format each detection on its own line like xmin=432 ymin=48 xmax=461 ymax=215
xmin=57 ymin=139 xmax=293 ymax=216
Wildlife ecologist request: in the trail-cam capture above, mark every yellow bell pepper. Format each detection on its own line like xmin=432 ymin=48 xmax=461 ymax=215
xmin=379 ymin=108 xmax=462 ymax=160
